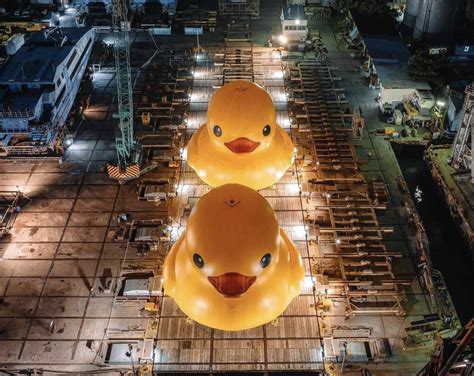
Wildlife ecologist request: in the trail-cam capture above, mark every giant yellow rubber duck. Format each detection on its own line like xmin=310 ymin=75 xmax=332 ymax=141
xmin=187 ymin=80 xmax=294 ymax=190
xmin=163 ymin=184 xmax=304 ymax=331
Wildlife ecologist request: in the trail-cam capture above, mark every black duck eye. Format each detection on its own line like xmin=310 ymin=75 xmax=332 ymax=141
xmin=193 ymin=253 xmax=204 ymax=268
xmin=260 ymin=253 xmax=272 ymax=268
xmin=213 ymin=125 xmax=222 ymax=137
xmin=262 ymin=125 xmax=271 ymax=136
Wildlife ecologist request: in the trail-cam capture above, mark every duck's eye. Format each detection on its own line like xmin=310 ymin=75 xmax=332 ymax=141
xmin=262 ymin=125 xmax=271 ymax=136
xmin=213 ymin=125 xmax=222 ymax=137
xmin=260 ymin=253 xmax=272 ymax=268
xmin=193 ymin=253 xmax=204 ymax=268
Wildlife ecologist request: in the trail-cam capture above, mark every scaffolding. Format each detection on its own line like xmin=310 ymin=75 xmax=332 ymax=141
xmin=218 ymin=39 xmax=254 ymax=84
xmin=450 ymin=83 xmax=474 ymax=179
xmin=175 ymin=8 xmax=217 ymax=31
xmin=285 ymin=60 xmax=406 ymax=317
xmin=133 ymin=48 xmax=193 ymax=165
xmin=218 ymin=0 xmax=260 ymax=18
xmin=419 ymin=319 xmax=474 ymax=375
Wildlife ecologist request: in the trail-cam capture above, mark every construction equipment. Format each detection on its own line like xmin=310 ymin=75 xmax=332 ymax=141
xmin=0 ymin=21 xmax=49 ymax=35
xmin=403 ymin=99 xmax=419 ymax=118
xmin=107 ymin=0 xmax=141 ymax=182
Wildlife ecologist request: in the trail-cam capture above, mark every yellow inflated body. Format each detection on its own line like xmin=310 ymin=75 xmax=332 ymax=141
xmin=163 ymin=184 xmax=305 ymax=331
xmin=187 ymin=80 xmax=294 ymax=190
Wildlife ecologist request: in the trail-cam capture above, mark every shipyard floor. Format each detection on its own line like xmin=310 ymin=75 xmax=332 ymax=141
xmin=0 ymin=3 xmax=459 ymax=375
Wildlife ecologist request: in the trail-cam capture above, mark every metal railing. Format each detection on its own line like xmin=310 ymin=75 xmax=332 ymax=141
xmin=0 ymin=109 xmax=35 ymax=118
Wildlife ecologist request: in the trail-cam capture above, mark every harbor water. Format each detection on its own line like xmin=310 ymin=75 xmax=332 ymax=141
xmin=393 ymin=143 xmax=474 ymax=324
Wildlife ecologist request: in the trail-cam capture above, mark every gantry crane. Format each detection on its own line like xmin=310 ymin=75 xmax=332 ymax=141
xmin=107 ymin=0 xmax=141 ymax=182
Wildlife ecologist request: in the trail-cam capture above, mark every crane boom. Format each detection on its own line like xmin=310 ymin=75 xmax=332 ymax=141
xmin=112 ymin=0 xmax=134 ymax=170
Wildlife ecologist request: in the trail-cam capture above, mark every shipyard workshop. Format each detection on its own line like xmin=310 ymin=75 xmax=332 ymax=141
xmin=0 ymin=0 xmax=473 ymax=375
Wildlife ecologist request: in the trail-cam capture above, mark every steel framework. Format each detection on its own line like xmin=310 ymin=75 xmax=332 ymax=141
xmin=218 ymin=0 xmax=260 ymax=18
xmin=112 ymin=0 xmax=135 ymax=170
xmin=0 ymin=190 xmax=24 ymax=238
xmin=419 ymin=319 xmax=474 ymax=375
xmin=451 ymin=83 xmax=474 ymax=177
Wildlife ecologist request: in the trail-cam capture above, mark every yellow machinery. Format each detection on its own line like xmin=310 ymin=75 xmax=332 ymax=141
xmin=0 ymin=21 xmax=49 ymax=42
xmin=403 ymin=99 xmax=419 ymax=118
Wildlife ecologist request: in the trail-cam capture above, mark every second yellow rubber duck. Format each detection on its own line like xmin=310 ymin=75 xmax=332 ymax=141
xmin=163 ymin=184 xmax=305 ymax=331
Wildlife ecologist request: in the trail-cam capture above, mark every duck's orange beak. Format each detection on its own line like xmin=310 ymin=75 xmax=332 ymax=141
xmin=208 ymin=272 xmax=256 ymax=298
xmin=224 ymin=137 xmax=260 ymax=154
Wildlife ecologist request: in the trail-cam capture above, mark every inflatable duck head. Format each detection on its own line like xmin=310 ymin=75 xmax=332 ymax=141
xmin=187 ymin=80 xmax=294 ymax=190
xmin=162 ymin=183 xmax=304 ymax=331
xmin=207 ymin=80 xmax=277 ymax=153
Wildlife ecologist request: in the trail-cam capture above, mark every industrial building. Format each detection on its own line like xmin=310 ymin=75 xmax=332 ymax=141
xmin=403 ymin=0 xmax=463 ymax=42
xmin=0 ymin=0 xmax=473 ymax=375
